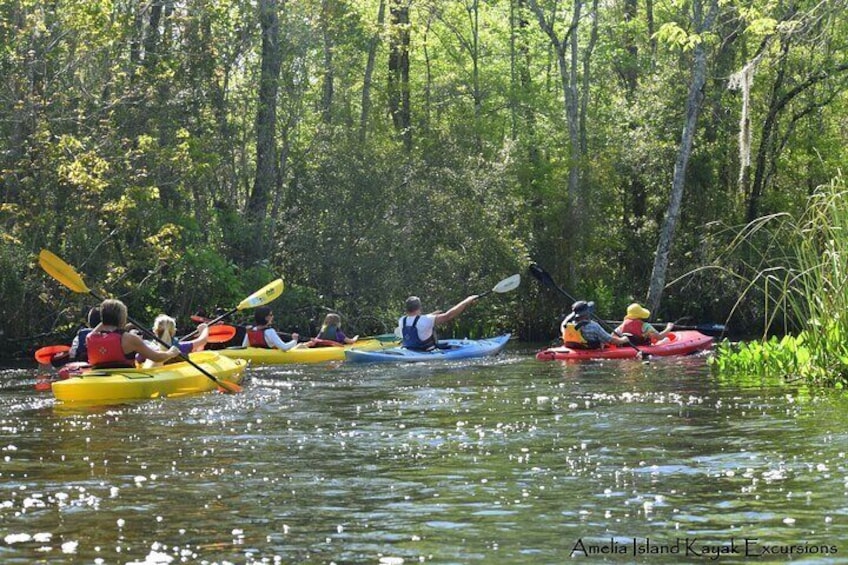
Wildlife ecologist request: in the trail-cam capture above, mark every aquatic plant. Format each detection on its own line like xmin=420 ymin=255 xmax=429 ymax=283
xmin=709 ymin=175 xmax=848 ymax=387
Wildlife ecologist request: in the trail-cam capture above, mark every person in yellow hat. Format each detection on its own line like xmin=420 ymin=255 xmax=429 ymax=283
xmin=613 ymin=303 xmax=674 ymax=345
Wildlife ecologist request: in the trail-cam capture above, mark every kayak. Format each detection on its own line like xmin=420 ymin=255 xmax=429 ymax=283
xmin=51 ymin=351 xmax=248 ymax=403
xmin=344 ymin=334 xmax=511 ymax=364
xmin=218 ymin=335 xmax=399 ymax=365
xmin=535 ymin=330 xmax=713 ymax=361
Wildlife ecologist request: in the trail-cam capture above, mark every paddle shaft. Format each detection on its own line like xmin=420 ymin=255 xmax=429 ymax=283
xmin=603 ymin=320 xmax=725 ymax=334
xmin=86 ymin=290 xmax=238 ymax=392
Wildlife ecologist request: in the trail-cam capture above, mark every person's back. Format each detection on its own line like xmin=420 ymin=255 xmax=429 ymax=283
xmin=398 ymin=295 xmax=478 ymax=351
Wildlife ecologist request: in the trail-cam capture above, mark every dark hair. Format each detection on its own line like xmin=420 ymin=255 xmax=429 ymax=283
xmin=100 ymin=299 xmax=127 ymax=327
xmin=87 ymin=307 xmax=101 ymax=327
xmin=405 ymin=296 xmax=422 ymax=313
xmin=254 ymin=306 xmax=272 ymax=325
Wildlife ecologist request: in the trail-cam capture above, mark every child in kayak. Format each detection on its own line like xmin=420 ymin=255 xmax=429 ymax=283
xmin=308 ymin=313 xmax=358 ymax=347
xmin=612 ymin=303 xmax=674 ymax=345
xmin=140 ymin=315 xmax=210 ymax=368
xmin=244 ymin=306 xmax=300 ymax=351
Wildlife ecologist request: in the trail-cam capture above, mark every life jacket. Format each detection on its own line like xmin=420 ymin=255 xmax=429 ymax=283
xmin=317 ymin=325 xmax=342 ymax=343
xmin=73 ymin=328 xmax=93 ymax=361
xmin=620 ymin=318 xmax=651 ymax=345
xmin=562 ymin=319 xmax=601 ymax=350
xmin=86 ymin=330 xmax=135 ymax=368
xmin=401 ymin=316 xmax=437 ymax=351
xmin=247 ymin=326 xmax=270 ymax=348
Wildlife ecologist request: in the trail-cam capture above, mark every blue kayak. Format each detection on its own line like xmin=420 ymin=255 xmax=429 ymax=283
xmin=344 ymin=334 xmax=511 ymax=364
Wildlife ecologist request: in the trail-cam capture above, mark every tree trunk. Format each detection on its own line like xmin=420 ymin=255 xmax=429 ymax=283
xmin=646 ymin=0 xmax=718 ymax=313
xmin=388 ymin=0 xmax=411 ymax=151
xmin=360 ymin=0 xmax=386 ymax=142
xmin=320 ymin=0 xmax=334 ymax=124
xmin=248 ymin=0 xmax=283 ymax=248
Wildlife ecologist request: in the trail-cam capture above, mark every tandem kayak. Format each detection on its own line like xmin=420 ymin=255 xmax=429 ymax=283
xmin=218 ymin=335 xmax=399 ymax=365
xmin=535 ymin=330 xmax=714 ymax=361
xmin=344 ymin=334 xmax=511 ymax=364
xmin=51 ymin=351 xmax=248 ymax=403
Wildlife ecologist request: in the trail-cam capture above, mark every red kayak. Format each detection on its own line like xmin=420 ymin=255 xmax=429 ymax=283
xmin=535 ymin=330 xmax=714 ymax=361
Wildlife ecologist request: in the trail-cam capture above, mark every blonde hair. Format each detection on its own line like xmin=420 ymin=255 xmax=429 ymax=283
xmin=322 ymin=313 xmax=341 ymax=329
xmin=152 ymin=314 xmax=177 ymax=350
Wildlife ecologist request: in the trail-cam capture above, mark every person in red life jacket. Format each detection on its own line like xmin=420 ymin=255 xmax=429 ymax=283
xmin=139 ymin=314 xmax=210 ymax=367
xmin=613 ymin=303 xmax=673 ymax=345
xmin=243 ymin=306 xmax=300 ymax=351
xmin=307 ymin=313 xmax=358 ymax=347
xmin=86 ymin=299 xmax=181 ymax=368
xmin=561 ymin=300 xmax=631 ymax=349
xmin=397 ymin=294 xmax=478 ymax=351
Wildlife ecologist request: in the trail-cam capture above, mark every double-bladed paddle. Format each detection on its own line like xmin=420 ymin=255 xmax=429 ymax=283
xmin=179 ymin=279 xmax=284 ymax=342
xmin=39 ymin=249 xmax=247 ymax=394
xmin=528 ymin=263 xmax=647 ymax=359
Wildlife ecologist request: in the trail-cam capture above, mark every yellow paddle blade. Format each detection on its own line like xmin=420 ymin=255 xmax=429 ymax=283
xmin=39 ymin=250 xmax=91 ymax=294
xmin=236 ymin=278 xmax=284 ymax=310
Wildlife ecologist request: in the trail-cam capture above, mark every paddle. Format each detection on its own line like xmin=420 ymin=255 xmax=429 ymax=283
xmin=528 ymin=263 xmax=647 ymax=359
xmin=34 ymin=344 xmax=70 ymax=364
xmin=477 ymin=274 xmax=522 ymax=299
xmin=602 ymin=320 xmax=726 ymax=337
xmin=206 ymin=324 xmax=238 ymax=344
xmin=180 ymin=278 xmax=285 ymax=340
xmin=38 ymin=249 xmax=243 ymax=394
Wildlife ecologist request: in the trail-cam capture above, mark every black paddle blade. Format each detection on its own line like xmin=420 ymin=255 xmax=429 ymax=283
xmin=528 ymin=263 xmax=554 ymax=287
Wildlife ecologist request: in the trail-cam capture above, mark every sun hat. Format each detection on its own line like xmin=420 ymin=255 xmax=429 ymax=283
xmin=625 ymin=303 xmax=651 ymax=320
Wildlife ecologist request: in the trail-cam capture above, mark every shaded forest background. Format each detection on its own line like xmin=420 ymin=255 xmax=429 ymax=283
xmin=1 ymin=0 xmax=846 ymax=356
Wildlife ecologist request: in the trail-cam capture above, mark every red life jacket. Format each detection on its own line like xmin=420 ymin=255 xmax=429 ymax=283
xmin=247 ymin=327 xmax=269 ymax=348
xmin=620 ymin=318 xmax=654 ymax=345
xmin=620 ymin=318 xmax=645 ymax=337
xmin=86 ymin=331 xmax=135 ymax=368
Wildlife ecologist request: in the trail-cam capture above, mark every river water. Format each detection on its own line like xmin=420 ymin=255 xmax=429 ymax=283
xmin=1 ymin=346 xmax=847 ymax=564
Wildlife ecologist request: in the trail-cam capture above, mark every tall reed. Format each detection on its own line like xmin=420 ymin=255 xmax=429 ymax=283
xmin=710 ymin=175 xmax=848 ymax=386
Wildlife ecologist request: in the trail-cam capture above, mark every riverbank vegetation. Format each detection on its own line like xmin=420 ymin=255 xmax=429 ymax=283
xmin=1 ymin=0 xmax=847 ymax=357
xmin=709 ymin=176 xmax=848 ymax=387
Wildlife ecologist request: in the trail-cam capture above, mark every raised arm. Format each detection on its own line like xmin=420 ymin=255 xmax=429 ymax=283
xmin=434 ymin=295 xmax=478 ymax=325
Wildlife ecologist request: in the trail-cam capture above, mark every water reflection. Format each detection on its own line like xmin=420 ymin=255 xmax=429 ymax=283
xmin=1 ymin=350 xmax=847 ymax=563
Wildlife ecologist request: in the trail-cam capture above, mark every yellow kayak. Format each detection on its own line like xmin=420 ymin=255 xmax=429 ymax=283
xmin=218 ymin=336 xmax=399 ymax=365
xmin=51 ymin=351 xmax=248 ymax=403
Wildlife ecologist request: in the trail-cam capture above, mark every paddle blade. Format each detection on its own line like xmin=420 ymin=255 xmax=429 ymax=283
xmin=207 ymin=324 xmax=237 ymax=344
xmin=39 ymin=250 xmax=91 ymax=294
xmin=493 ymin=274 xmax=521 ymax=294
xmin=34 ymin=344 xmax=70 ymax=364
xmin=528 ymin=263 xmax=555 ymax=288
xmin=217 ymin=380 xmax=243 ymax=394
xmin=236 ymin=278 xmax=284 ymax=311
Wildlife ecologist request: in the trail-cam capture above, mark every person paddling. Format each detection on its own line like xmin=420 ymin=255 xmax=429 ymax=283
xmin=613 ymin=303 xmax=673 ymax=345
xmin=397 ymin=295 xmax=478 ymax=351
xmin=561 ymin=300 xmax=631 ymax=349
xmin=244 ymin=306 xmax=300 ymax=351
xmin=86 ymin=299 xmax=181 ymax=368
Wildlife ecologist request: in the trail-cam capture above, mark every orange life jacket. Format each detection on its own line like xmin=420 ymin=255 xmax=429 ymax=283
xmin=562 ymin=320 xmax=600 ymax=349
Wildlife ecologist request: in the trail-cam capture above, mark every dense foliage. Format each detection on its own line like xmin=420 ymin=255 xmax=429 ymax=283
xmin=1 ymin=0 xmax=846 ymax=355
xmin=710 ymin=177 xmax=848 ymax=387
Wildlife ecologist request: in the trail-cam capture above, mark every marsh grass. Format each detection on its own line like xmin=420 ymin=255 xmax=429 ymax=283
xmin=708 ymin=175 xmax=848 ymax=386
